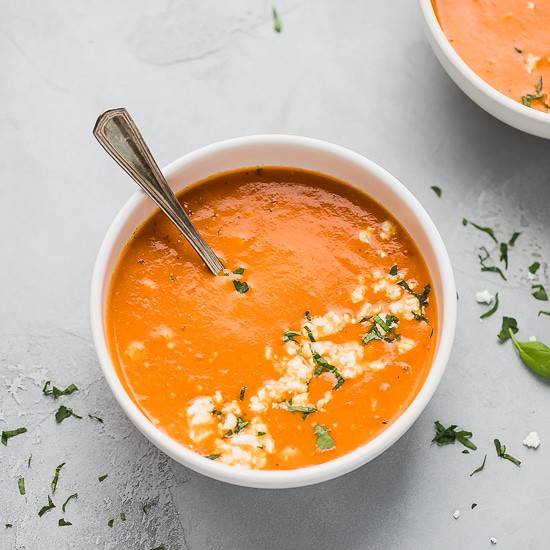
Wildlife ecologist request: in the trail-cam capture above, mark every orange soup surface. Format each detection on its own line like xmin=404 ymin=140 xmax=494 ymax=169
xmin=433 ymin=0 xmax=550 ymax=112
xmin=107 ymin=167 xmax=437 ymax=470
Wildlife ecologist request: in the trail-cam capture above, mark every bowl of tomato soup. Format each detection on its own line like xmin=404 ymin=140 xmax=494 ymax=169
xmin=421 ymin=0 xmax=550 ymax=139
xmin=91 ymin=135 xmax=456 ymax=488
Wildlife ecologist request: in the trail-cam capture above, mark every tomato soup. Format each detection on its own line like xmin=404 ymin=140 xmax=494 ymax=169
xmin=107 ymin=168 xmax=436 ymax=470
xmin=433 ymin=0 xmax=550 ymax=112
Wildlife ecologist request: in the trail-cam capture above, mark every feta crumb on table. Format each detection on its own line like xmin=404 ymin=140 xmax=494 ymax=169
xmin=490 ymin=537 xmax=497 ymax=544
xmin=523 ymin=431 xmax=541 ymax=448
xmin=476 ymin=289 xmax=494 ymax=304
xmin=453 ymin=509 xmax=460 ymax=520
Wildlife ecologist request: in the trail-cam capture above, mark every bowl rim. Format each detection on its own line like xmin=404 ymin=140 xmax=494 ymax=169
xmin=419 ymin=0 xmax=550 ymax=129
xmin=90 ymin=134 xmax=457 ymax=489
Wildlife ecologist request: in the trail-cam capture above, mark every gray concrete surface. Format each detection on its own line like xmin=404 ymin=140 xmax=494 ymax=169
xmin=1 ymin=1 xmax=550 ymax=549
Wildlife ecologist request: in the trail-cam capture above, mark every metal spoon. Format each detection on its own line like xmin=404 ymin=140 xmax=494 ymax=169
xmin=93 ymin=108 xmax=224 ymax=276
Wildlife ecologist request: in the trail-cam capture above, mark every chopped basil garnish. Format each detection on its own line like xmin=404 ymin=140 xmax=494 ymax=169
xmin=42 ymin=381 xmax=79 ymax=399
xmin=212 ymin=410 xmax=223 ymax=416
xmin=304 ymin=326 xmax=316 ymax=342
xmin=389 ymin=265 xmax=398 ymax=276
xmin=462 ymin=449 xmax=470 ymax=454
xmin=478 ymin=247 xmax=506 ymax=281
xmin=529 ymin=262 xmax=540 ymax=274
xmin=38 ymin=495 xmax=55 ymax=517
xmin=509 ymin=329 xmax=550 ymax=379
xmin=62 ymin=493 xmax=78 ymax=513
xmin=233 ymin=280 xmax=249 ymax=294
xmin=283 ymin=330 xmax=301 ymax=343
xmin=412 ymin=312 xmax=428 ymax=323
xmin=304 ymin=310 xmax=312 ymax=321
xmin=58 ymin=518 xmax=72 ymax=527
xmin=205 ymin=454 xmax=220 ymax=460
xmin=431 ymin=186 xmax=442 ymax=197
xmin=272 ymin=7 xmax=282 ymax=33
xmin=120 ymin=512 xmax=126 ymax=521
xmin=522 ymin=92 xmax=544 ymax=107
xmin=314 ymin=425 xmax=335 ymax=450
xmin=27 ymin=454 xmax=32 ymax=468
xmin=239 ymin=386 xmax=246 ymax=401
xmin=432 ymin=421 xmax=477 ymax=450
xmin=362 ymin=314 xmax=400 ymax=344
xmin=480 ymin=292 xmax=499 ymax=319
xmin=18 ymin=477 xmax=25 ymax=495
xmin=55 ymin=406 xmax=82 ymax=423
xmin=98 ymin=474 xmax=108 ymax=482
xmin=233 ymin=267 xmax=245 ymax=275
xmin=1 ymin=427 xmax=27 ymax=446
xmin=222 ymin=430 xmax=233 ymax=439
xmin=469 ymin=454 xmax=487 ymax=477
xmin=494 ymin=439 xmax=521 ymax=466
xmin=311 ymin=350 xmax=345 ymax=390
xmin=497 ymin=317 xmax=518 ymax=341
xmin=532 ymin=284 xmax=548 ymax=301
xmin=397 ymin=280 xmax=431 ymax=312
xmin=257 ymin=431 xmax=266 ymax=436
xmin=539 ymin=310 xmax=550 ymax=317
xmin=499 ymin=242 xmax=509 ymax=269
xmin=108 ymin=519 xmax=114 ymax=528
xmin=88 ymin=414 xmax=103 ymax=423
xmin=151 ymin=547 xmax=167 ymax=550
xmin=463 ymin=219 xmax=498 ymax=243
xmin=234 ymin=417 xmax=249 ymax=434
xmin=508 ymin=232 xmax=521 ymax=246
xmin=537 ymin=76 xmax=543 ymax=93
xmin=5 ymin=524 xmax=12 ymax=528
xmin=51 ymin=463 xmax=65 ymax=493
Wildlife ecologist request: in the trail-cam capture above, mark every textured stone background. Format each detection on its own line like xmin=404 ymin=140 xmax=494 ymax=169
xmin=1 ymin=1 xmax=549 ymax=549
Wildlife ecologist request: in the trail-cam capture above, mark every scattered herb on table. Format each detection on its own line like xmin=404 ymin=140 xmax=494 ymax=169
xmin=108 ymin=518 xmax=114 ymax=528
xmin=222 ymin=429 xmax=233 ymax=439
xmin=532 ymin=284 xmax=548 ymax=301
xmin=88 ymin=414 xmax=104 ymax=423
xmin=212 ymin=409 xmax=223 ymax=416
xmin=98 ymin=474 xmax=108 ymax=482
xmin=272 ymin=7 xmax=282 ymax=33
xmin=471 ymin=503 xmax=477 ymax=509
xmin=287 ymin=403 xmax=317 ymax=414
xmin=480 ymin=292 xmax=499 ymax=319
xmin=1 ymin=427 xmax=27 ymax=446
xmin=529 ymin=261 xmax=540 ymax=274
xmin=539 ymin=311 xmax=550 ymax=317
xmin=478 ymin=247 xmax=506 ymax=281
xmin=42 ymin=381 xmax=78 ymax=399
xmin=508 ymin=329 xmax=550 ymax=379
xmin=120 ymin=512 xmax=126 ymax=521
xmin=55 ymin=406 xmax=82 ymax=423
xmin=58 ymin=518 xmax=72 ymax=527
xmin=470 ymin=454 xmax=487 ymax=477
xmin=497 ymin=317 xmax=518 ymax=341
xmin=462 ymin=219 xmax=498 ymax=243
xmin=51 ymin=463 xmax=65 ymax=493
xmin=18 ymin=477 xmax=25 ymax=495
xmin=38 ymin=495 xmax=55 ymax=517
xmin=314 ymin=425 xmax=335 ymax=450
xmin=431 ymin=186 xmax=442 ymax=197
xmin=62 ymin=493 xmax=78 ymax=513
xmin=283 ymin=330 xmax=301 ymax=344
xmin=432 ymin=421 xmax=477 ymax=451
xmin=311 ymin=349 xmax=345 ymax=390
xmin=233 ymin=280 xmax=249 ymax=294
xmin=5 ymin=524 xmax=12 ymax=528
xmin=150 ymin=547 xmax=166 ymax=550
xmin=494 ymin=439 xmax=521 ymax=466
xmin=27 ymin=454 xmax=32 ymax=468
xmin=508 ymin=232 xmax=521 ymax=246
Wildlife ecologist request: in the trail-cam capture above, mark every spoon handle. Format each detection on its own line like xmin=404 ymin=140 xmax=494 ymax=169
xmin=93 ymin=108 xmax=224 ymax=275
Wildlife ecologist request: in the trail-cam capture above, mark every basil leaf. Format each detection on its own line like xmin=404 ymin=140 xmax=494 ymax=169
xmin=88 ymin=414 xmax=104 ymax=423
xmin=51 ymin=463 xmax=65 ymax=493
xmin=529 ymin=262 xmax=540 ymax=274
xmin=481 ymin=265 xmax=507 ymax=281
xmin=509 ymin=330 xmax=550 ymax=378
xmin=499 ymin=242 xmax=509 ymax=269
xmin=234 ymin=417 xmax=249 ymax=434
xmin=471 ymin=503 xmax=477 ymax=509
xmin=38 ymin=495 xmax=55 ymax=517
xmin=389 ymin=265 xmax=398 ymax=276
xmin=233 ymin=280 xmax=249 ymax=294
xmin=55 ymin=406 xmax=82 ymax=423
xmin=311 ymin=350 xmax=345 ymax=389
xmin=108 ymin=519 xmax=114 ymax=528
xmin=18 ymin=477 xmax=25 ymax=495
xmin=233 ymin=267 xmax=245 ymax=275
xmin=205 ymin=454 xmax=220 ymax=460
xmin=283 ymin=330 xmax=301 ymax=344
xmin=469 ymin=454 xmax=487 ymax=477
xmin=494 ymin=438 xmax=521 ymax=466
xmin=538 ymin=310 xmax=550 ymax=317
xmin=508 ymin=232 xmax=521 ymax=246
xmin=497 ymin=317 xmax=518 ymax=341
xmin=58 ymin=518 xmax=72 ymax=527
xmin=314 ymin=425 xmax=335 ymax=450
xmin=537 ymin=76 xmax=543 ymax=93
xmin=42 ymin=381 xmax=79 ymax=399
xmin=463 ymin=219 xmax=498 ymax=243
xmin=304 ymin=326 xmax=316 ymax=342
xmin=480 ymin=292 xmax=499 ymax=319
xmin=304 ymin=310 xmax=312 ymax=321
xmin=62 ymin=493 xmax=78 ymax=513
xmin=432 ymin=421 xmax=477 ymax=450
xmin=532 ymin=284 xmax=548 ymax=301
xmin=431 ymin=186 xmax=442 ymax=197
xmin=239 ymin=386 xmax=246 ymax=401
xmin=272 ymin=7 xmax=282 ymax=33
xmin=287 ymin=403 xmax=317 ymax=414
xmin=1 ymin=427 xmax=27 ymax=446
xmin=98 ymin=474 xmax=108 ymax=482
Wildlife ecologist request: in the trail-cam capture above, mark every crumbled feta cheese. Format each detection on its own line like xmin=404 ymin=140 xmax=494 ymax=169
xmin=351 ymin=285 xmax=367 ymax=303
xmin=523 ymin=431 xmax=540 ymax=448
xmin=525 ymin=53 xmax=541 ymax=74
xmin=528 ymin=2 xmax=535 ymax=9
xmin=476 ymin=289 xmax=494 ymax=304
xmin=527 ymin=271 xmax=536 ymax=281
xmin=125 ymin=341 xmax=145 ymax=360
xmin=453 ymin=509 xmax=460 ymax=520
xmin=380 ymin=221 xmax=396 ymax=241
xmin=529 ymin=335 xmax=537 ymax=342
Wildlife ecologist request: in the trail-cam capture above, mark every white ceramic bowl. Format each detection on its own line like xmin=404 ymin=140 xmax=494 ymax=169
xmin=90 ymin=135 xmax=457 ymax=489
xmin=420 ymin=0 xmax=550 ymax=139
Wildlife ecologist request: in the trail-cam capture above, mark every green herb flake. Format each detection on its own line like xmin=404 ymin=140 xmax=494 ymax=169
xmin=108 ymin=518 xmax=114 ymax=528
xmin=304 ymin=310 xmax=312 ymax=321
xmin=1 ymin=427 xmax=27 ymax=446
xmin=150 ymin=547 xmax=166 ymax=550
xmin=38 ymin=495 xmax=56 ymax=517
xmin=42 ymin=381 xmax=79 ymax=399
xmin=55 ymin=406 xmax=82 ymax=423
xmin=98 ymin=475 xmax=108 ymax=482
xmin=62 ymin=493 xmax=78 ymax=513
xmin=311 ymin=350 xmax=345 ymax=389
xmin=212 ymin=409 xmax=223 ymax=416
xmin=431 ymin=186 xmax=442 ymax=197
xmin=412 ymin=312 xmax=429 ymax=323
xmin=389 ymin=265 xmax=398 ymax=276
xmin=205 ymin=454 xmax=220 ymax=460
xmin=27 ymin=454 xmax=32 ymax=468
xmin=304 ymin=326 xmax=316 ymax=342
xmin=522 ymin=92 xmax=544 ymax=107
xmin=508 ymin=232 xmax=521 ymax=246
xmin=432 ymin=421 xmax=477 ymax=451
xmin=529 ymin=261 xmax=541 ymax=274
xmin=514 ymin=47 xmax=523 ymax=54
xmin=499 ymin=242 xmax=509 ymax=269
xmin=120 ymin=512 xmax=126 ymax=521
xmin=88 ymin=414 xmax=104 ymax=423
xmin=283 ymin=330 xmax=301 ymax=344
xmin=471 ymin=503 xmax=477 ymax=509
xmin=532 ymin=284 xmax=548 ymax=301
xmin=234 ymin=417 xmax=249 ymax=434
xmin=58 ymin=518 xmax=72 ymax=527
xmin=497 ymin=317 xmax=518 ymax=341
xmin=494 ymin=438 xmax=521 ymax=466
xmin=51 ymin=462 xmax=65 ymax=494
xmin=480 ymin=292 xmax=499 ymax=319
xmin=233 ymin=280 xmax=250 ymax=294
xmin=314 ymin=425 xmax=335 ymax=450
xmin=509 ymin=330 xmax=550 ymax=379
xmin=539 ymin=310 xmax=550 ymax=317
xmin=537 ymin=76 xmax=543 ymax=94
xmin=469 ymin=454 xmax=487 ymax=477
xmin=239 ymin=386 xmax=246 ymax=401
xmin=233 ymin=267 xmax=245 ymax=275
xmin=397 ymin=280 xmax=431 ymax=312
xmin=287 ymin=402 xmax=317 ymax=416
xmin=18 ymin=477 xmax=25 ymax=495
xmin=272 ymin=7 xmax=282 ymax=33
xmin=362 ymin=314 xmax=401 ymax=344
xmin=222 ymin=429 xmax=233 ymax=439
xmin=257 ymin=431 xmax=266 ymax=436
xmin=5 ymin=524 xmax=12 ymax=528
xmin=462 ymin=449 xmax=470 ymax=454
xmin=463 ymin=219 xmax=498 ymax=243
